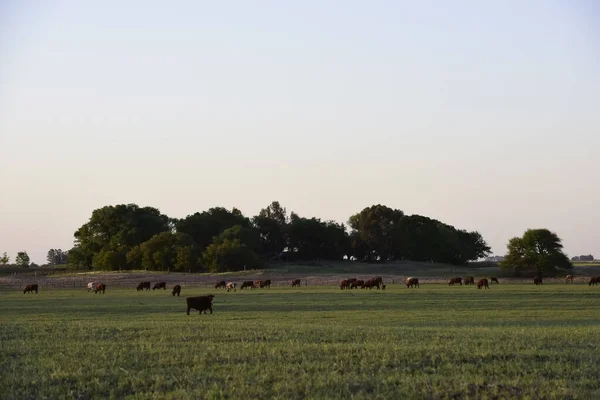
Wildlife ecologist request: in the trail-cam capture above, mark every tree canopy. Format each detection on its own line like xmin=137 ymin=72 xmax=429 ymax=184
xmin=15 ymin=251 xmax=30 ymax=267
xmin=67 ymin=201 xmax=492 ymax=272
xmin=502 ymin=229 xmax=572 ymax=276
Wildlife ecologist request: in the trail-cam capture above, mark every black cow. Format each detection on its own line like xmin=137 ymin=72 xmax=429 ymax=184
xmin=186 ymin=295 xmax=215 ymax=315
xmin=172 ymin=285 xmax=181 ymax=296
xmin=153 ymin=282 xmax=167 ymax=290
xmin=23 ymin=284 xmax=39 ymax=294
xmin=137 ymin=282 xmax=151 ymax=291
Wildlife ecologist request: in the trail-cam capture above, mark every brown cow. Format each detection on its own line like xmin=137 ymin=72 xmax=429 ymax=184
xmin=533 ymin=276 xmax=543 ymax=285
xmin=362 ymin=279 xmax=375 ymax=289
xmin=463 ymin=276 xmax=475 ymax=285
xmin=340 ymin=280 xmax=350 ymax=290
xmin=372 ymin=276 xmax=383 ymax=287
xmin=186 ymin=295 xmax=215 ymax=315
xmin=565 ymin=275 xmax=574 ymax=283
xmin=351 ymin=280 xmax=365 ymax=289
xmin=405 ymin=277 xmax=419 ymax=288
xmin=477 ymin=278 xmax=489 ymax=289
xmin=365 ymin=279 xmax=382 ymax=290
xmin=172 ymin=285 xmax=181 ymax=296
xmin=137 ymin=282 xmax=151 ymax=291
xmin=291 ymin=279 xmax=301 ymax=287
xmin=253 ymin=280 xmax=263 ymax=289
xmin=215 ymin=281 xmax=227 ymax=289
xmin=226 ymin=282 xmax=237 ymax=292
xmin=260 ymin=279 xmax=271 ymax=288
xmin=94 ymin=283 xmax=106 ymax=294
xmin=347 ymin=278 xmax=357 ymax=285
xmin=153 ymin=282 xmax=167 ymax=290
xmin=589 ymin=277 xmax=600 ymax=286
xmin=240 ymin=280 xmax=254 ymax=290
xmin=448 ymin=277 xmax=462 ymax=286
xmin=490 ymin=277 xmax=499 ymax=284
xmin=23 ymin=284 xmax=39 ymax=294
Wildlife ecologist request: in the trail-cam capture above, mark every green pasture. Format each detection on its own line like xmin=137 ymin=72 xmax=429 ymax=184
xmin=1 ymin=284 xmax=599 ymax=399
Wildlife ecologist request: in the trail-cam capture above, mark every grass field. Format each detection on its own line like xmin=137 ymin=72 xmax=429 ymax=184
xmin=1 ymin=283 xmax=599 ymax=399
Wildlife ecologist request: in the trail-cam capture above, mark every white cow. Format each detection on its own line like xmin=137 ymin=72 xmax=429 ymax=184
xmin=226 ymin=282 xmax=237 ymax=292
xmin=87 ymin=282 xmax=96 ymax=292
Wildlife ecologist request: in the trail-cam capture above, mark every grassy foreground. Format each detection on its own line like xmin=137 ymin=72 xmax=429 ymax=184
xmin=1 ymin=284 xmax=599 ymax=399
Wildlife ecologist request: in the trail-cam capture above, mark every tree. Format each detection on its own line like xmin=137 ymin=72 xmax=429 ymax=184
xmin=0 ymin=252 xmax=9 ymax=265
xmin=202 ymin=239 xmax=262 ymax=273
xmin=175 ymin=207 xmax=250 ymax=250
xmin=502 ymin=229 xmax=572 ymax=276
xmin=287 ymin=213 xmax=348 ymax=260
xmin=47 ymin=249 xmax=69 ymax=265
xmin=15 ymin=251 xmax=30 ymax=267
xmin=73 ymin=204 xmax=171 ymax=269
xmin=348 ymin=205 xmax=405 ymax=261
xmin=128 ymin=232 xmax=200 ymax=272
xmin=252 ymin=201 xmax=289 ymax=258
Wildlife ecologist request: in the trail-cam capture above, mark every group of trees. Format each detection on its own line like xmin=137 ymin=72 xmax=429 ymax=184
xmin=66 ymin=202 xmax=492 ymax=272
xmin=0 ymin=251 xmax=32 ymax=267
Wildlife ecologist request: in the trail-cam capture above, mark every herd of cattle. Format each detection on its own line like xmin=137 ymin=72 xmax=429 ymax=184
xmin=20 ymin=274 xmax=600 ymax=315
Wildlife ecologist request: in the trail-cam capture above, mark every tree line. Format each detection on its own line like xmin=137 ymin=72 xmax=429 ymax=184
xmin=63 ymin=202 xmax=492 ymax=272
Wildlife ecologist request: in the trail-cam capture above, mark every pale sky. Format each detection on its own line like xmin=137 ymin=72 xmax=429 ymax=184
xmin=1 ymin=1 xmax=598 ymax=264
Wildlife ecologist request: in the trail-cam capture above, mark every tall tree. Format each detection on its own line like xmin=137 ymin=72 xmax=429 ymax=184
xmin=502 ymin=229 xmax=571 ymax=276
xmin=15 ymin=251 xmax=30 ymax=267
xmin=202 ymin=239 xmax=262 ymax=273
xmin=287 ymin=213 xmax=348 ymax=260
xmin=252 ymin=201 xmax=289 ymax=257
xmin=128 ymin=232 xmax=200 ymax=272
xmin=175 ymin=207 xmax=250 ymax=250
xmin=0 ymin=252 xmax=9 ymax=265
xmin=73 ymin=204 xmax=171 ymax=269
xmin=348 ymin=205 xmax=405 ymax=261
xmin=47 ymin=249 xmax=69 ymax=265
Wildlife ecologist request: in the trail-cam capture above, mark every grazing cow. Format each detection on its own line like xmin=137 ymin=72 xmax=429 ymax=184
xmin=490 ymin=277 xmax=499 ymax=284
xmin=240 ymin=280 xmax=254 ymax=290
xmin=351 ymin=279 xmax=365 ymax=289
xmin=340 ymin=280 xmax=350 ymax=290
xmin=186 ymin=294 xmax=215 ymax=315
xmin=153 ymin=282 xmax=167 ymax=290
xmin=364 ymin=279 xmax=381 ymax=290
xmin=87 ymin=282 xmax=96 ymax=292
xmin=291 ymin=279 xmax=301 ymax=287
xmin=589 ymin=277 xmax=600 ymax=286
xmin=372 ymin=276 xmax=384 ymax=287
xmin=533 ymin=276 xmax=543 ymax=285
xmin=476 ymin=278 xmax=489 ymax=289
xmin=253 ymin=280 xmax=263 ymax=289
xmin=23 ymin=284 xmax=39 ymax=294
xmin=214 ymin=281 xmax=227 ymax=289
xmin=94 ymin=283 xmax=106 ymax=294
xmin=226 ymin=282 xmax=237 ymax=292
xmin=347 ymin=278 xmax=357 ymax=285
xmin=565 ymin=275 xmax=574 ymax=283
xmin=464 ymin=276 xmax=475 ymax=285
xmin=405 ymin=277 xmax=419 ymax=288
xmin=172 ymin=285 xmax=181 ymax=296
xmin=260 ymin=279 xmax=271 ymax=288
xmin=137 ymin=282 xmax=151 ymax=291
xmin=448 ymin=277 xmax=462 ymax=286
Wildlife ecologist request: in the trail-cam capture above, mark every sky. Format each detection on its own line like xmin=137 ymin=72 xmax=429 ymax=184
xmin=0 ymin=1 xmax=599 ymax=264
